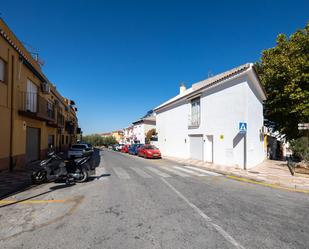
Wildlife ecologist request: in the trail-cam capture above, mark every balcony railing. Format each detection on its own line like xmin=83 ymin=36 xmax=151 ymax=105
xmin=188 ymin=114 xmax=200 ymax=128
xmin=18 ymin=91 xmax=55 ymax=121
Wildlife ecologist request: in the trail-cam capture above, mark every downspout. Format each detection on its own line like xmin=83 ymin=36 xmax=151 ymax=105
xmin=9 ymin=53 xmax=15 ymax=171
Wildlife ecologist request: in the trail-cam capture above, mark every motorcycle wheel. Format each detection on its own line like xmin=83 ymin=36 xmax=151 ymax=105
xmin=31 ymin=170 xmax=47 ymax=184
xmin=75 ymin=166 xmax=88 ymax=183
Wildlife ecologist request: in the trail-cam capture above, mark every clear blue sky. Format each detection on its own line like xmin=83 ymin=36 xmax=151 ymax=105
xmin=2 ymin=0 xmax=308 ymax=134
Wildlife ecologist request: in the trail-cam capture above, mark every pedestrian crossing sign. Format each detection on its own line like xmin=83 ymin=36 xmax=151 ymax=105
xmin=239 ymin=122 xmax=247 ymax=132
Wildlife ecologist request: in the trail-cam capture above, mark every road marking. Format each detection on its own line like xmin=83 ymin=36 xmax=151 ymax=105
xmin=161 ymin=178 xmax=245 ymax=249
xmin=0 ymin=199 xmax=66 ymax=205
xmin=130 ymin=167 xmax=152 ymax=178
xmin=160 ymin=166 xmax=191 ymax=177
xmin=112 ymin=167 xmax=131 ymax=179
xmin=227 ymin=175 xmax=309 ymax=194
xmin=147 ymin=167 xmax=171 ymax=178
xmin=173 ymin=166 xmax=207 ymax=176
xmin=184 ymin=166 xmax=222 ymax=176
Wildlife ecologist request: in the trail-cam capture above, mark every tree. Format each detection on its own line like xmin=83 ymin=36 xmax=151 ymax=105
xmin=145 ymin=128 xmax=157 ymax=144
xmin=256 ymin=21 xmax=309 ymax=140
xmin=102 ymin=136 xmax=118 ymax=147
xmin=290 ymin=137 xmax=309 ymax=163
xmin=82 ymin=134 xmax=117 ymax=147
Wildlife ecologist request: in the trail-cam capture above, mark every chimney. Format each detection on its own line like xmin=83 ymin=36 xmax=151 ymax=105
xmin=179 ymin=83 xmax=186 ymax=94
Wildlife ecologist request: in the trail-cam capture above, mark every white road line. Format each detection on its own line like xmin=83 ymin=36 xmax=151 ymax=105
xmin=161 ymin=178 xmax=245 ymax=249
xmin=184 ymin=166 xmax=222 ymax=176
xmin=112 ymin=167 xmax=131 ymax=179
xmin=130 ymin=167 xmax=152 ymax=178
xmin=147 ymin=167 xmax=171 ymax=178
xmin=160 ymin=167 xmax=191 ymax=177
xmin=173 ymin=166 xmax=207 ymax=176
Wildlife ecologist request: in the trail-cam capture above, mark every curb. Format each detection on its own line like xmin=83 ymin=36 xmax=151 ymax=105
xmin=162 ymin=157 xmax=309 ymax=194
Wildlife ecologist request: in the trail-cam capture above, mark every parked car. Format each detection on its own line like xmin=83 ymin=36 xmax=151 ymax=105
xmin=128 ymin=144 xmax=144 ymax=155
xmin=115 ymin=144 xmax=124 ymax=151
xmin=138 ymin=145 xmax=161 ymax=159
xmin=67 ymin=143 xmax=93 ymax=159
xmin=121 ymin=144 xmax=130 ymax=153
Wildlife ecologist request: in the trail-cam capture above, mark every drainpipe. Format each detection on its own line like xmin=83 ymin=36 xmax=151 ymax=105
xmin=9 ymin=54 xmax=15 ymax=171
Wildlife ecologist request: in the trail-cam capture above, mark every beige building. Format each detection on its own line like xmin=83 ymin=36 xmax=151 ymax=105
xmin=111 ymin=130 xmax=124 ymax=143
xmin=100 ymin=130 xmax=124 ymax=143
xmin=0 ymin=18 xmax=80 ymax=172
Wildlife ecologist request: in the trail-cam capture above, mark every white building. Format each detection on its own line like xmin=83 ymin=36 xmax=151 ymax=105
xmin=154 ymin=63 xmax=267 ymax=169
xmin=132 ymin=116 xmax=156 ymax=144
xmin=123 ymin=126 xmax=134 ymax=144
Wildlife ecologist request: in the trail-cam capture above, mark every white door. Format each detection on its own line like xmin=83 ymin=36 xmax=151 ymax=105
xmin=26 ymin=79 xmax=37 ymax=112
xmin=189 ymin=135 xmax=203 ymax=160
xmin=205 ymin=135 xmax=213 ymax=163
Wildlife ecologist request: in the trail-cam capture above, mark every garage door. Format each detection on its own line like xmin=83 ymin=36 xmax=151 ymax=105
xmin=26 ymin=127 xmax=40 ymax=163
xmin=189 ymin=135 xmax=203 ymax=160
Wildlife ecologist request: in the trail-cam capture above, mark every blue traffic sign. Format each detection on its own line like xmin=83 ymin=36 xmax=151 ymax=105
xmin=239 ymin=122 xmax=247 ymax=132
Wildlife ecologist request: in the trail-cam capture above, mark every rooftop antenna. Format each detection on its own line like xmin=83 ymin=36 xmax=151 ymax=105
xmin=208 ymin=70 xmax=213 ymax=78
xmin=21 ymin=41 xmax=45 ymax=66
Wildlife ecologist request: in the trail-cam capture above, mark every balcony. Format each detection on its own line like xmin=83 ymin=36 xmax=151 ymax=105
xmin=18 ymin=91 xmax=55 ymax=122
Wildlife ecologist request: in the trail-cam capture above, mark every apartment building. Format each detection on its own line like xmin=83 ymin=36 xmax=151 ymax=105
xmin=0 ymin=18 xmax=80 ymax=172
xmin=154 ymin=63 xmax=267 ymax=169
xmin=132 ymin=115 xmax=156 ymax=144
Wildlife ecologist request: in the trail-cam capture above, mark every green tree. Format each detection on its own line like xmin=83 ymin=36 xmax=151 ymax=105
xmin=145 ymin=128 xmax=157 ymax=144
xmin=256 ymin=21 xmax=309 ymax=140
xmin=102 ymin=136 xmax=117 ymax=147
xmin=82 ymin=134 xmax=104 ymax=146
xmin=290 ymin=137 xmax=309 ymax=163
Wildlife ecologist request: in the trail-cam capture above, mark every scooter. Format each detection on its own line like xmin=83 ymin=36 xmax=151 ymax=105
xmin=31 ymin=151 xmax=91 ymax=184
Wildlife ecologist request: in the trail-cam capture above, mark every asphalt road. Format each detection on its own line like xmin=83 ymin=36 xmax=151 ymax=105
xmin=1 ymin=149 xmax=309 ymax=249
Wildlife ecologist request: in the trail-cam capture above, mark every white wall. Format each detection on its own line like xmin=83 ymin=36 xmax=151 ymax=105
xmin=132 ymin=122 xmax=156 ymax=144
xmin=156 ymin=73 xmax=265 ymax=169
xmin=157 ymin=101 xmax=190 ymax=158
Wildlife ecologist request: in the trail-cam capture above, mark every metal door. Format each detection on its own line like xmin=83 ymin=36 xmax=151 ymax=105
xmin=189 ymin=135 xmax=203 ymax=160
xmin=26 ymin=127 xmax=40 ymax=163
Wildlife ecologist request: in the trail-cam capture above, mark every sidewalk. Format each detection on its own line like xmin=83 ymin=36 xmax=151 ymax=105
xmin=0 ymin=170 xmax=32 ymax=199
xmin=164 ymin=156 xmax=309 ymax=192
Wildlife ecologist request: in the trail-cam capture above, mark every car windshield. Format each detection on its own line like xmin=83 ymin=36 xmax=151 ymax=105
xmin=71 ymin=145 xmax=86 ymax=149
xmin=144 ymin=145 xmax=157 ymax=150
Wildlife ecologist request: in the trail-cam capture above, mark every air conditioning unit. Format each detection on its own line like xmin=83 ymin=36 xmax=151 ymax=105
xmin=41 ymin=82 xmax=50 ymax=94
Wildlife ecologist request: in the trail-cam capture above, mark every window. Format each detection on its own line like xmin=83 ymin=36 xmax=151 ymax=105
xmin=0 ymin=58 xmax=6 ymax=83
xmin=47 ymin=102 xmax=54 ymax=119
xmin=189 ymin=97 xmax=200 ymax=127
xmin=26 ymin=79 xmax=38 ymax=112
xmin=66 ymin=135 xmax=69 ymax=144
xmin=48 ymin=135 xmax=54 ymax=148
xmin=71 ymin=144 xmax=87 ymax=150
xmin=61 ymin=135 xmax=64 ymax=145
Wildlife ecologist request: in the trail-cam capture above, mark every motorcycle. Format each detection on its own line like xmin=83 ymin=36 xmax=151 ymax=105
xmin=31 ymin=152 xmax=91 ymax=184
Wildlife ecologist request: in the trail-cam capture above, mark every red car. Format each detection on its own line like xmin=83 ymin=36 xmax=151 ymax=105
xmin=138 ymin=145 xmax=161 ymax=159
xmin=121 ymin=144 xmax=130 ymax=153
